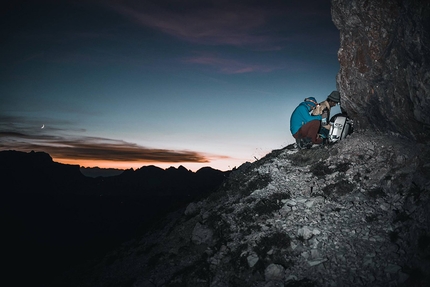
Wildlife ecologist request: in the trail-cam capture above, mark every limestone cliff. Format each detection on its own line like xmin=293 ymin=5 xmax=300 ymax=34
xmin=331 ymin=0 xmax=430 ymax=141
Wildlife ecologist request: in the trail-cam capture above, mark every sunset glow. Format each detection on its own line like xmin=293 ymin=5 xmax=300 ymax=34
xmin=1 ymin=0 xmax=340 ymax=171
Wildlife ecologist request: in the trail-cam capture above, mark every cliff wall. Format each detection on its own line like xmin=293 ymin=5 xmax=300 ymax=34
xmin=331 ymin=0 xmax=430 ymax=141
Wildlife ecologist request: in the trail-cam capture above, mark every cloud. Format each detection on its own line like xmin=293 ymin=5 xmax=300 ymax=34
xmin=106 ymin=0 xmax=285 ymax=49
xmin=0 ymin=131 xmax=213 ymax=163
xmin=0 ymin=116 xmax=224 ymax=164
xmin=182 ymin=53 xmax=281 ymax=74
xmin=100 ymin=0 xmax=339 ymax=57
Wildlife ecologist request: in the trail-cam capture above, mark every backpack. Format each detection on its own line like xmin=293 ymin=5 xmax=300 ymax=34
xmin=328 ymin=113 xmax=353 ymax=143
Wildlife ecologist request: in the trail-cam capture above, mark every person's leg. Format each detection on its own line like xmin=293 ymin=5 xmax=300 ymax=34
xmin=293 ymin=130 xmax=305 ymax=148
xmin=293 ymin=130 xmax=303 ymax=140
xmin=299 ymin=120 xmax=323 ymax=144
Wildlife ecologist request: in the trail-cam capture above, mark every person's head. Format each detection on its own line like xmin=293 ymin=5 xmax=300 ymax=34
xmin=327 ymin=91 xmax=340 ymax=107
xmin=304 ymin=97 xmax=318 ymax=107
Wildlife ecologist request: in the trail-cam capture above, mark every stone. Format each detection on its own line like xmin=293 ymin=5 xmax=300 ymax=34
xmin=308 ymin=258 xmax=328 ymax=266
xmin=284 ymin=199 xmax=296 ymax=206
xmin=247 ymin=252 xmax=259 ymax=268
xmin=264 ymin=263 xmax=285 ymax=281
xmin=295 ymin=197 xmax=307 ymax=203
xmin=264 ymin=281 xmax=284 ymax=287
xmin=310 ymin=249 xmax=321 ymax=259
xmin=285 ymin=275 xmax=298 ymax=282
xmin=191 ymin=222 xmax=213 ymax=245
xmin=297 ymin=226 xmax=314 ymax=240
xmin=305 ymin=200 xmax=315 ymax=208
xmin=301 ymin=251 xmax=310 ymax=259
xmin=280 ymin=204 xmax=292 ymax=215
xmin=384 ymin=264 xmax=401 ymax=273
xmin=184 ymin=202 xmax=198 ymax=216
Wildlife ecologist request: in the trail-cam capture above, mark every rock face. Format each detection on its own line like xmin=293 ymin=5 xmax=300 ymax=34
xmin=56 ymin=132 xmax=430 ymax=287
xmin=331 ymin=0 xmax=430 ymax=141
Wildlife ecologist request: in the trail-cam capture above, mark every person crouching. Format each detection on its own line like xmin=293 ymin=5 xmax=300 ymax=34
xmin=290 ymin=97 xmax=323 ymax=149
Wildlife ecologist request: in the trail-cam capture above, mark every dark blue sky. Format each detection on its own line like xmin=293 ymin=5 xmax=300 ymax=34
xmin=1 ymin=0 xmax=340 ymax=171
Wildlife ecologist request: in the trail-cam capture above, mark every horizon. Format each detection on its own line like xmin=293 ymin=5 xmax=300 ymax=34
xmin=1 ymin=148 xmax=231 ymax=172
xmin=1 ymin=0 xmax=340 ymax=172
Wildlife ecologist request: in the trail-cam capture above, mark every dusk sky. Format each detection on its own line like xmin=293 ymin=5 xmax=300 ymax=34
xmin=1 ymin=0 xmax=341 ymax=171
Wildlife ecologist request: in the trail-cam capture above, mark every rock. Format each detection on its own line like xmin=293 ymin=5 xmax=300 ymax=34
xmin=184 ymin=202 xmax=198 ymax=216
xmin=280 ymin=204 xmax=292 ymax=216
xmin=247 ymin=252 xmax=259 ymax=268
xmin=295 ymin=197 xmax=307 ymax=204
xmin=310 ymin=249 xmax=321 ymax=259
xmin=305 ymin=199 xmax=315 ymax=208
xmin=301 ymin=251 xmax=309 ymax=259
xmin=284 ymin=199 xmax=296 ymax=206
xmin=307 ymin=258 xmax=328 ymax=267
xmin=264 ymin=281 xmax=284 ymax=287
xmin=331 ymin=0 xmax=430 ymax=142
xmin=264 ymin=263 xmax=285 ymax=281
xmin=297 ymin=226 xmax=314 ymax=240
xmin=191 ymin=222 xmax=213 ymax=245
xmin=384 ymin=264 xmax=401 ymax=273
xmin=285 ymin=275 xmax=298 ymax=282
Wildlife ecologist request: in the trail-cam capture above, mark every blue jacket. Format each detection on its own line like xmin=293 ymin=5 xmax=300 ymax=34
xmin=290 ymin=101 xmax=322 ymax=135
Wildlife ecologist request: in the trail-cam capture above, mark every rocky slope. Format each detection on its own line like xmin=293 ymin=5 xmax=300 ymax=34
xmin=56 ymin=131 xmax=430 ymax=287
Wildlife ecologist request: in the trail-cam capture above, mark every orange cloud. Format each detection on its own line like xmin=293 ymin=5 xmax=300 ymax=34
xmin=0 ymin=131 xmax=219 ymax=165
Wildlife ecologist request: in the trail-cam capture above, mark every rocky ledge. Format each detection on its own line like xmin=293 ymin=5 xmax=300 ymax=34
xmin=58 ymin=131 xmax=430 ymax=287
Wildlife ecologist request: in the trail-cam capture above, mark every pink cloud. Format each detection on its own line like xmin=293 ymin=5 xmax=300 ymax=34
xmin=106 ymin=1 xmax=284 ymax=49
xmin=183 ymin=54 xmax=281 ymax=74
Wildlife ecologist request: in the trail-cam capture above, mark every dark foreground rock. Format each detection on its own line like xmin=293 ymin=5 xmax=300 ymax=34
xmin=55 ymin=132 xmax=430 ymax=287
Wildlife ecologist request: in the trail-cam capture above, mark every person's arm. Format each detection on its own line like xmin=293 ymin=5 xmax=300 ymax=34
xmin=312 ymin=104 xmax=323 ymax=116
xmin=321 ymin=102 xmax=332 ymax=129
xmin=321 ymin=100 xmax=330 ymax=110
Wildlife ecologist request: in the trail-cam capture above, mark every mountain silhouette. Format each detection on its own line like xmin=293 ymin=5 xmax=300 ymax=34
xmin=0 ymin=150 xmax=230 ymax=286
xmin=80 ymin=166 xmax=124 ymax=177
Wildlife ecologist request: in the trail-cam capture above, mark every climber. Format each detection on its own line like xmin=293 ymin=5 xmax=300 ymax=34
xmin=290 ymin=97 xmax=323 ymax=149
xmin=318 ymin=91 xmax=341 ymax=140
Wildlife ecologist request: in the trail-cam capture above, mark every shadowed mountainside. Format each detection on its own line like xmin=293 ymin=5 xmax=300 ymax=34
xmin=0 ymin=150 xmax=229 ymax=287
xmin=80 ymin=166 xmax=125 ymax=177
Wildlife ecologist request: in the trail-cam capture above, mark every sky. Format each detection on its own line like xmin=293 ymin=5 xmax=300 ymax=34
xmin=0 ymin=0 xmax=341 ymax=172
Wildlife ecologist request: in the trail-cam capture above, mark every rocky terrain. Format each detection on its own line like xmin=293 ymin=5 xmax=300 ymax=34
xmin=55 ymin=131 xmax=430 ymax=286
